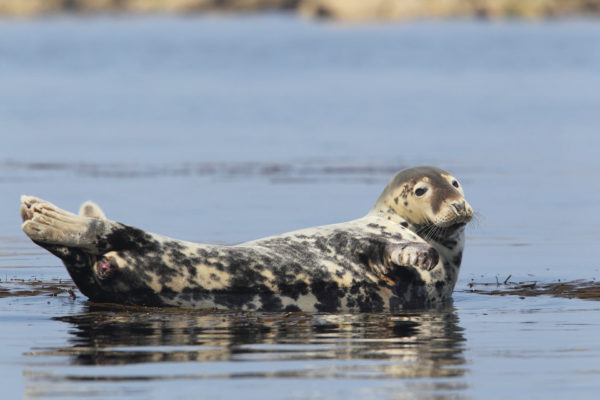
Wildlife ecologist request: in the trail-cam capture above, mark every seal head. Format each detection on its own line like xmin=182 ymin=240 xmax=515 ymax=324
xmin=372 ymin=166 xmax=473 ymax=238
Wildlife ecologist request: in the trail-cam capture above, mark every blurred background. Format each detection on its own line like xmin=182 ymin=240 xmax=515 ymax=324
xmin=2 ymin=2 xmax=600 ymax=399
xmin=2 ymin=0 xmax=599 ymax=280
xmin=2 ymin=0 xmax=600 ymax=19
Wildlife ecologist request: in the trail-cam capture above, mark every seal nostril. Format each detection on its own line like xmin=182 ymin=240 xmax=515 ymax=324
xmin=452 ymin=202 xmax=466 ymax=213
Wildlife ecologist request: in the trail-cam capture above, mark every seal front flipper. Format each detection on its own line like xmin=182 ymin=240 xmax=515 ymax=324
xmin=361 ymin=240 xmax=440 ymax=283
xmin=387 ymin=242 xmax=440 ymax=272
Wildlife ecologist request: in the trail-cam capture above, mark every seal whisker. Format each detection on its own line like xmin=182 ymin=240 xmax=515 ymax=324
xmin=469 ymin=211 xmax=485 ymax=229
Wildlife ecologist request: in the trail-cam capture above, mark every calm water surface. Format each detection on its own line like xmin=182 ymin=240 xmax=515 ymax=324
xmin=1 ymin=15 xmax=600 ymax=399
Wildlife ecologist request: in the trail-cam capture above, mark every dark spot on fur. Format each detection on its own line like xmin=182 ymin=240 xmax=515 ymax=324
xmin=453 ymin=251 xmax=463 ymax=266
xmin=314 ymin=237 xmax=328 ymax=252
xmin=278 ymin=280 xmax=309 ymax=300
xmin=259 ymin=289 xmax=283 ymax=311
xmin=167 ymin=246 xmax=197 ymax=277
xmin=213 ymin=262 xmax=225 ymax=271
xmin=37 ymin=242 xmax=99 ymax=299
xmin=98 ymin=224 xmax=159 ymax=253
xmin=354 ymin=239 xmax=389 ymax=277
xmin=389 ymin=265 xmax=426 ymax=298
xmin=212 ymin=289 xmax=255 ymax=310
xmin=310 ymin=272 xmax=345 ymax=312
xmin=176 ymin=285 xmax=211 ymax=302
xmin=347 ymin=280 xmax=384 ymax=312
xmin=327 ymin=231 xmax=350 ymax=254
xmin=272 ymin=263 xmax=309 ymax=300
xmin=435 ymin=280 xmax=445 ymax=293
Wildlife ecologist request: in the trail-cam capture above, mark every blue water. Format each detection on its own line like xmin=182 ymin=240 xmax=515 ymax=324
xmin=1 ymin=14 xmax=600 ymax=399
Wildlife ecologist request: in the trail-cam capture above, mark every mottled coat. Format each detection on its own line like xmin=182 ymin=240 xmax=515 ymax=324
xmin=21 ymin=166 xmax=472 ymax=312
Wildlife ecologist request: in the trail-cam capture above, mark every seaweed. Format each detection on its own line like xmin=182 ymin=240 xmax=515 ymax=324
xmin=466 ymin=277 xmax=600 ymax=301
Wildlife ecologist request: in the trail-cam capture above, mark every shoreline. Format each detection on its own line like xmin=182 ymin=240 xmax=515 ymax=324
xmin=1 ymin=0 xmax=600 ymax=20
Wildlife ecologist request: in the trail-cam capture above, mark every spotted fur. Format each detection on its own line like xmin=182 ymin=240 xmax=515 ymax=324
xmin=20 ymin=166 xmax=473 ymax=312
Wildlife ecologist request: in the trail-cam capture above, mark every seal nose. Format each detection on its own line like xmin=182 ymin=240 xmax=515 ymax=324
xmin=451 ymin=201 xmax=466 ymax=214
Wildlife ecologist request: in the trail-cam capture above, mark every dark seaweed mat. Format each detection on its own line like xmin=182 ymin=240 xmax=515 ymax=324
xmin=466 ymin=278 xmax=600 ymax=301
xmin=0 ymin=277 xmax=77 ymax=299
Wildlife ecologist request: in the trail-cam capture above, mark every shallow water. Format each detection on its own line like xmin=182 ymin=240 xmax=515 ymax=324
xmin=2 ymin=15 xmax=600 ymax=399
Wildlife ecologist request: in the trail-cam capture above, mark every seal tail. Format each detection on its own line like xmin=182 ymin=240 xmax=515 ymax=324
xmin=79 ymin=201 xmax=107 ymax=220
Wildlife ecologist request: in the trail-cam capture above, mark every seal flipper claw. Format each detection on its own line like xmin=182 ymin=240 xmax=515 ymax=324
xmin=389 ymin=242 xmax=440 ymax=272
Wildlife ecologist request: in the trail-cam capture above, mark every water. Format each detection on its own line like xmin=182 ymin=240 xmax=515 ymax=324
xmin=1 ymin=14 xmax=600 ymax=399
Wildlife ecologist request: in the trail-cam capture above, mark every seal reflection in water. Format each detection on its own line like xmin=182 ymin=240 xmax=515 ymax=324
xmin=20 ymin=166 xmax=473 ymax=312
xmin=45 ymin=310 xmax=465 ymax=380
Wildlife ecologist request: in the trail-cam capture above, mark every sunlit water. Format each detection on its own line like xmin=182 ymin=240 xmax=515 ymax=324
xmin=1 ymin=15 xmax=600 ymax=399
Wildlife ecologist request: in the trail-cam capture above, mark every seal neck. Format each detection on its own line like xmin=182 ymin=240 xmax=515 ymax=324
xmin=368 ymin=207 xmax=411 ymax=227
xmin=413 ymin=222 xmax=465 ymax=248
xmin=369 ymin=206 xmax=464 ymax=250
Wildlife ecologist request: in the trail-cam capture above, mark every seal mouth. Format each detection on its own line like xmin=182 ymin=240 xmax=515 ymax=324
xmin=434 ymin=214 xmax=471 ymax=233
xmin=445 ymin=222 xmax=467 ymax=231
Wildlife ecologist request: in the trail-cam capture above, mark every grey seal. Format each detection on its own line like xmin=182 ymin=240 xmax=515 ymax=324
xmin=20 ymin=166 xmax=473 ymax=312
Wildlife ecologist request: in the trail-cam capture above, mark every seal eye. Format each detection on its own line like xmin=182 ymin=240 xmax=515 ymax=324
xmin=452 ymin=180 xmax=459 ymax=188
xmin=415 ymin=187 xmax=428 ymax=197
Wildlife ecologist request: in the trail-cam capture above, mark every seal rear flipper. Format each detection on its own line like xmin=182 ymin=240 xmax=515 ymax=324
xmin=21 ymin=195 xmax=109 ymax=253
xmin=21 ymin=195 xmax=158 ymax=255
